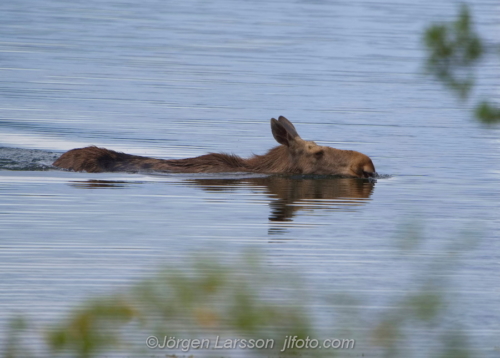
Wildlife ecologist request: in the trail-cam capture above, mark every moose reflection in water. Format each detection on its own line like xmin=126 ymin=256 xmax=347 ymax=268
xmin=70 ymin=176 xmax=375 ymax=223
xmin=185 ymin=176 xmax=375 ymax=222
xmin=53 ymin=116 xmax=377 ymax=178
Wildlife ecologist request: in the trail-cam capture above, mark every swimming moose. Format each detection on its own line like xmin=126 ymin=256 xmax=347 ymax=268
xmin=53 ymin=116 xmax=377 ymax=178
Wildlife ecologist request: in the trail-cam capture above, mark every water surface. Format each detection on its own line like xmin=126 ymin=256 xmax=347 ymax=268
xmin=1 ymin=0 xmax=499 ymax=356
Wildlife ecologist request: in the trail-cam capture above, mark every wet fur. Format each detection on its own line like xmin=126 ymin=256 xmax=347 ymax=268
xmin=53 ymin=116 xmax=377 ymax=178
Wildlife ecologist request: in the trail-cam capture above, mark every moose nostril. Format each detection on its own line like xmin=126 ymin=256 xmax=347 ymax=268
xmin=363 ymin=171 xmax=377 ymax=178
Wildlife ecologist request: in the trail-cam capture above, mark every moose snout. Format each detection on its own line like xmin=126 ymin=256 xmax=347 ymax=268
xmin=363 ymin=170 xmax=378 ymax=178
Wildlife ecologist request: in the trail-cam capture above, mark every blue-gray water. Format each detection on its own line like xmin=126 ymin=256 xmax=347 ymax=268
xmin=1 ymin=0 xmax=499 ymax=357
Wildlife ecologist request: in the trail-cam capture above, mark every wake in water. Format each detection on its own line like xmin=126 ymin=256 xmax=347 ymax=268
xmin=0 ymin=147 xmax=61 ymax=171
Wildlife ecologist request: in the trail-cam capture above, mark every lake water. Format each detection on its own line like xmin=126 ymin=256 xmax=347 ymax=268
xmin=1 ymin=0 xmax=499 ymax=357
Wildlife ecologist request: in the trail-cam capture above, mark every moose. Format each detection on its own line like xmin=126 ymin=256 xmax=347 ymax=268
xmin=53 ymin=116 xmax=377 ymax=178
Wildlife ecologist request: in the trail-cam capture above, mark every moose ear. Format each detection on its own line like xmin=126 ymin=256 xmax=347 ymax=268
xmin=278 ymin=116 xmax=297 ymax=132
xmin=271 ymin=118 xmax=299 ymax=146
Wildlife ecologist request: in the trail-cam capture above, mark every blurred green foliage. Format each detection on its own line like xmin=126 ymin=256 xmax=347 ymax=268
xmin=1 ymin=234 xmax=483 ymax=358
xmin=47 ymin=298 xmax=136 ymax=358
xmin=475 ymin=101 xmax=500 ymax=124
xmin=39 ymin=252 xmax=313 ymax=358
xmin=423 ymin=4 xmax=500 ymax=124
xmin=2 ymin=317 xmax=32 ymax=358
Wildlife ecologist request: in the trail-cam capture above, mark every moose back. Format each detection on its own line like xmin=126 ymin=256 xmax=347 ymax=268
xmin=53 ymin=116 xmax=377 ymax=178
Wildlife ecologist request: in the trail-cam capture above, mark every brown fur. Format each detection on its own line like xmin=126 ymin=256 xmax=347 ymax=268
xmin=53 ymin=116 xmax=377 ymax=178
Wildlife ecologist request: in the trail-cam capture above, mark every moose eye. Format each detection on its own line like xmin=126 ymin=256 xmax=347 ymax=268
xmin=314 ymin=150 xmax=324 ymax=159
